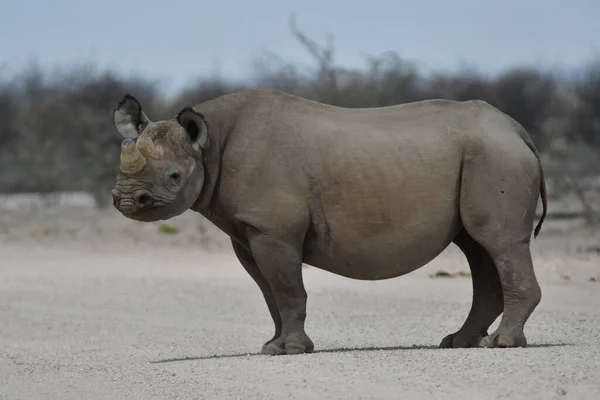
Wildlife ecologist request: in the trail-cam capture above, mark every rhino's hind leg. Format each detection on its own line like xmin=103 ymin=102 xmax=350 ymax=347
xmin=459 ymin=140 xmax=542 ymax=348
xmin=477 ymin=243 xmax=540 ymax=348
xmin=231 ymin=240 xmax=282 ymax=351
xmin=440 ymin=230 xmax=503 ymax=348
xmin=247 ymin=233 xmax=314 ymax=355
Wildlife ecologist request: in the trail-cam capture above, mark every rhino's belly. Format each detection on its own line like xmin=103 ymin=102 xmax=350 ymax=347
xmin=302 ymin=211 xmax=461 ymax=280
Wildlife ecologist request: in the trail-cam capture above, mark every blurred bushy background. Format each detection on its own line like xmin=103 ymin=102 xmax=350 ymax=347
xmin=0 ymin=20 xmax=599 ymax=220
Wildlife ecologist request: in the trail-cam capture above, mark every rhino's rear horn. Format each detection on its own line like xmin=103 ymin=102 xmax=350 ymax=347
xmin=136 ymin=133 xmax=160 ymax=159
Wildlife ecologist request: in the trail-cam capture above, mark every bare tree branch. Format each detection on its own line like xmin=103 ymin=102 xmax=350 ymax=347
xmin=288 ymin=13 xmax=338 ymax=103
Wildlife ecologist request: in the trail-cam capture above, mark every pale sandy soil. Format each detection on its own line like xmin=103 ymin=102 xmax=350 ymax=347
xmin=1 ymin=195 xmax=599 ymax=399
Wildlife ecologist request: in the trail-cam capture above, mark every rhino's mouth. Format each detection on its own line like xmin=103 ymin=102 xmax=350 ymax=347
xmin=120 ymin=208 xmax=161 ymax=222
xmin=118 ymin=201 xmax=183 ymax=222
xmin=113 ymin=184 xmax=189 ymax=222
xmin=119 ymin=204 xmax=164 ymax=222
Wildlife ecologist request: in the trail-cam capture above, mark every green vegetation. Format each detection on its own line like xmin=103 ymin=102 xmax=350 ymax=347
xmin=158 ymin=223 xmax=180 ymax=235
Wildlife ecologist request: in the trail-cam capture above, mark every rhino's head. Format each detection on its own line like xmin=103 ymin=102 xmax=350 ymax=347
xmin=111 ymin=94 xmax=208 ymax=222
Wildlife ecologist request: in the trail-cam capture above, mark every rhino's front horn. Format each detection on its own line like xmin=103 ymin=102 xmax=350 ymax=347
xmin=120 ymin=138 xmax=147 ymax=174
xmin=136 ymin=133 xmax=159 ymax=159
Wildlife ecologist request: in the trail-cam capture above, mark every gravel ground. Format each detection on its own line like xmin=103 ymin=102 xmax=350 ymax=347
xmin=1 ymin=204 xmax=599 ymax=399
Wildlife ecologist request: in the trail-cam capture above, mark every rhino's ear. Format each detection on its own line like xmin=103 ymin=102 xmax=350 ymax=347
xmin=113 ymin=94 xmax=151 ymax=139
xmin=176 ymin=107 xmax=208 ymax=150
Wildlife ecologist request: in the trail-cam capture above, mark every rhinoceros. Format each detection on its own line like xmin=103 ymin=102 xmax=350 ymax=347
xmin=111 ymin=89 xmax=547 ymax=355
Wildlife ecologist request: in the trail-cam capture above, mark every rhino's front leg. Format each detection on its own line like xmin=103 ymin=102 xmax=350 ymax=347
xmin=231 ymin=239 xmax=282 ymax=350
xmin=247 ymin=232 xmax=314 ymax=355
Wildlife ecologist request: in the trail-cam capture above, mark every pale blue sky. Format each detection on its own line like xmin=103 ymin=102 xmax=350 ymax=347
xmin=1 ymin=0 xmax=598 ymax=95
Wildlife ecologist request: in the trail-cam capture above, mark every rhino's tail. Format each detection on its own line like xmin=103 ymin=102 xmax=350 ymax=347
xmin=534 ymin=166 xmax=548 ymax=238
xmin=511 ymin=119 xmax=548 ymax=238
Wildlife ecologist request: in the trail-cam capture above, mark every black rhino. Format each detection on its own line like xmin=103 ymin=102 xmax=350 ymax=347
xmin=111 ymin=89 xmax=547 ymax=355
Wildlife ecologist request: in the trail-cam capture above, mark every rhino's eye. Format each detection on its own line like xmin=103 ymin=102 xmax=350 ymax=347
xmin=169 ymin=172 xmax=182 ymax=184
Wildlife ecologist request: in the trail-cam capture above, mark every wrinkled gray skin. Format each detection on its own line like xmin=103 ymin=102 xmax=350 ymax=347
xmin=111 ymin=89 xmax=548 ymax=355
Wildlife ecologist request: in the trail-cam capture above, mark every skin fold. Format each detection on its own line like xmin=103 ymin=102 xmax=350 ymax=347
xmin=111 ymin=89 xmax=548 ymax=355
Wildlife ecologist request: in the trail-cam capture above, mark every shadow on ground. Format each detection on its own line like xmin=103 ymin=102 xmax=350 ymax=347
xmin=149 ymin=343 xmax=573 ymax=364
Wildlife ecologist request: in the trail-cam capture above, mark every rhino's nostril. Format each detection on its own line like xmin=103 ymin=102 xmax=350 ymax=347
xmin=136 ymin=193 xmax=152 ymax=206
xmin=111 ymin=190 xmax=120 ymax=207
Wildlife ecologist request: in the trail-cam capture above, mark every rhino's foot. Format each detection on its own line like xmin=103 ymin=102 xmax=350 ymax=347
xmin=478 ymin=329 xmax=527 ymax=348
xmin=261 ymin=332 xmax=314 ymax=356
xmin=439 ymin=331 xmax=488 ymax=348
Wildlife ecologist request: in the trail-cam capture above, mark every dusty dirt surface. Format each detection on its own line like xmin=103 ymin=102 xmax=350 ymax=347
xmin=1 ymin=199 xmax=599 ymax=399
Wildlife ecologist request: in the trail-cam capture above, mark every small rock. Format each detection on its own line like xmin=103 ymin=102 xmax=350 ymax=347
xmin=430 ymin=270 xmax=470 ymax=278
xmin=590 ymin=277 xmax=597 ymax=282
xmin=587 ymin=246 xmax=600 ymax=254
